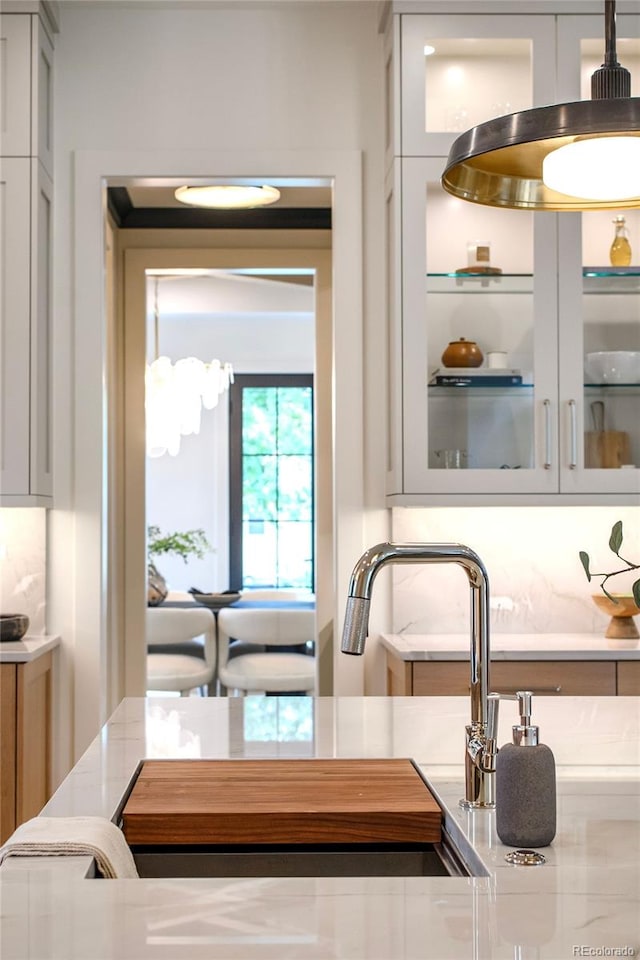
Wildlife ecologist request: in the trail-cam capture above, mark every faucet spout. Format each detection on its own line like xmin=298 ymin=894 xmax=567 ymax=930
xmin=341 ymin=542 xmax=494 ymax=808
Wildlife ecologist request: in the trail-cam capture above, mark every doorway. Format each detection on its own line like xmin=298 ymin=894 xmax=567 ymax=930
xmin=68 ymin=149 xmax=364 ymax=756
xmin=121 ymin=244 xmax=333 ymax=698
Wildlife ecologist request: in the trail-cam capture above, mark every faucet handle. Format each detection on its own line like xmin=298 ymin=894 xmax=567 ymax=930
xmin=487 ymin=693 xmax=501 ymax=744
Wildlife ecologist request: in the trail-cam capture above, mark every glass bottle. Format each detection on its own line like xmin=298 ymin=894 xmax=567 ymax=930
xmin=609 ymin=216 xmax=632 ymax=267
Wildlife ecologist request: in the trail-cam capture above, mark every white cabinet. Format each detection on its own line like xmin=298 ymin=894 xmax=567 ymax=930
xmin=385 ymin=5 xmax=640 ymax=505
xmin=0 ymin=9 xmax=54 ymax=505
xmin=0 ymin=11 xmax=53 ymax=176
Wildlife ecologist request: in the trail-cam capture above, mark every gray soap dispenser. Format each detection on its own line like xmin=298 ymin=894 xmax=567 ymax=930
xmin=496 ymin=690 xmax=556 ymax=848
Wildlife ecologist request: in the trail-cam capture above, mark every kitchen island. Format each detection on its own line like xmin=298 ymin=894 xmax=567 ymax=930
xmin=1 ymin=694 xmax=638 ymax=959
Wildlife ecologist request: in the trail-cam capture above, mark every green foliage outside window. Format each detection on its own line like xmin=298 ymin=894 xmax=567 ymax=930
xmin=238 ymin=383 xmax=313 ymax=590
xmin=242 ymin=387 xmax=313 ymax=523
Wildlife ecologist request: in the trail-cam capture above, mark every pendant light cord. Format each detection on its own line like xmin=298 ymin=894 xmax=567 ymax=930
xmin=603 ymin=1 xmax=619 ymax=67
xmin=592 ymin=0 xmax=631 ymax=98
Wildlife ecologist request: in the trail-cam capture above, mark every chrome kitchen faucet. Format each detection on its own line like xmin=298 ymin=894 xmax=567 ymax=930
xmin=341 ymin=542 xmax=496 ymax=808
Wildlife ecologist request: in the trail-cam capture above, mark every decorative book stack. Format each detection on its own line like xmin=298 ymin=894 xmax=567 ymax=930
xmin=430 ymin=367 xmax=525 ymax=387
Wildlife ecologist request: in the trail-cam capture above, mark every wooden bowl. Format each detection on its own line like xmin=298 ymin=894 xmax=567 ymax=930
xmin=0 ymin=613 xmax=30 ymax=642
xmin=592 ymin=594 xmax=640 ymax=640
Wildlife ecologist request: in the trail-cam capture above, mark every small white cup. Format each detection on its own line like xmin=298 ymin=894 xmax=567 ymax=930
xmin=487 ymin=351 xmax=508 ymax=369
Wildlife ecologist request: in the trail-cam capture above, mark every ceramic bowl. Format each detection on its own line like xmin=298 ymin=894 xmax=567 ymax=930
xmin=190 ymin=592 xmax=241 ymax=610
xmin=585 ymin=351 xmax=640 ymax=384
xmin=0 ymin=613 xmax=30 ymax=642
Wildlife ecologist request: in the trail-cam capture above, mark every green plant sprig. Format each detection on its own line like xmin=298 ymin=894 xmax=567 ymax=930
xmin=147 ymin=525 xmax=212 ymax=563
xmin=579 ymin=520 xmax=640 ymax=605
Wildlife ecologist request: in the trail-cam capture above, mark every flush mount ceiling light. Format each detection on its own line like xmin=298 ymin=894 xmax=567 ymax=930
xmin=442 ymin=1 xmax=640 ymax=210
xmin=174 ymin=184 xmax=281 ymax=209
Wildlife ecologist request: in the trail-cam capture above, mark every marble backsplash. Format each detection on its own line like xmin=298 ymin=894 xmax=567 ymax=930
xmin=0 ymin=509 xmax=47 ymax=635
xmin=391 ymin=505 xmax=640 ymax=636
xmin=0 ymin=504 xmax=637 ymax=641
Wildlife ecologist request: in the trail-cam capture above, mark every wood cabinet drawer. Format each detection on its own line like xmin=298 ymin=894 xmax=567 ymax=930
xmin=0 ymin=653 xmax=52 ymax=844
xmin=617 ymin=661 xmax=640 ymax=696
xmin=411 ymin=660 xmax=616 ymax=697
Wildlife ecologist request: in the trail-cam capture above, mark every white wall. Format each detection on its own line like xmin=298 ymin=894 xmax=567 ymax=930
xmin=51 ymin=0 xmax=386 ymax=760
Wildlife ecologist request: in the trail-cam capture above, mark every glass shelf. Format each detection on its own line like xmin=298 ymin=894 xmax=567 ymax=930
xmin=426 ymin=273 xmax=532 ymax=294
xmin=582 ymin=268 xmax=640 ymax=294
xmin=426 ymin=269 xmax=640 ymax=295
xmin=428 ymin=384 xmax=534 ymax=397
xmin=428 ymin=384 xmax=639 ymax=396
xmin=584 ymin=383 xmax=640 ymax=394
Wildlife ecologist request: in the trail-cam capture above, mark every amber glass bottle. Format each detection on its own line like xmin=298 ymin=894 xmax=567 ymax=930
xmin=610 ymin=216 xmax=632 ymax=267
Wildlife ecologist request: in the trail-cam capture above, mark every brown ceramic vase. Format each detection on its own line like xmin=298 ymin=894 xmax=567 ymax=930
xmin=441 ymin=338 xmax=484 ymax=368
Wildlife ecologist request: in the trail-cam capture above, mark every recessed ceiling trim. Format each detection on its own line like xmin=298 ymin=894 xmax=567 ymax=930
xmin=107 ymin=188 xmax=331 ymax=230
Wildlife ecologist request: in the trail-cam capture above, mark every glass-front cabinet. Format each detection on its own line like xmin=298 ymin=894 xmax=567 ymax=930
xmin=385 ymin=6 xmax=640 ymax=503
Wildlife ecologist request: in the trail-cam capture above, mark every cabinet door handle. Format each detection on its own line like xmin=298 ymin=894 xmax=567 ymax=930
xmin=568 ymin=399 xmax=577 ymax=469
xmin=543 ymin=399 xmax=552 ymax=469
xmin=497 ymin=686 xmax=562 ymax=695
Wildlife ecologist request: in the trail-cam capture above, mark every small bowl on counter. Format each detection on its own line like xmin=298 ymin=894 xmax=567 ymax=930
xmin=0 ymin=613 xmax=30 ymax=643
xmin=585 ymin=351 xmax=640 ymax=384
xmin=188 ymin=591 xmax=241 ymax=610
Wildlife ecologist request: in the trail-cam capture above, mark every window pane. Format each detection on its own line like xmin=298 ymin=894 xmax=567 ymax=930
xmin=276 ymin=521 xmax=314 ymax=589
xmin=243 ymin=454 xmax=277 ymax=521
xmin=243 ymin=388 xmax=276 ymax=454
xmin=278 ymin=455 xmax=313 ymax=520
xmin=277 ymin=387 xmax=313 ymax=454
xmin=242 ymin=519 xmax=277 ymax=587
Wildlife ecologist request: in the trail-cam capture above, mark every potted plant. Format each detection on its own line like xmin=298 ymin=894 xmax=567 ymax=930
xmin=147 ymin=525 xmax=212 ymax=606
xmin=579 ymin=520 xmax=640 ymax=639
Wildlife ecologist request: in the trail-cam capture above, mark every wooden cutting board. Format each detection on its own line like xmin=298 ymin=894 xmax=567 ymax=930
xmin=584 ymin=430 xmax=631 ymax=468
xmin=121 ymin=758 xmax=441 ymax=846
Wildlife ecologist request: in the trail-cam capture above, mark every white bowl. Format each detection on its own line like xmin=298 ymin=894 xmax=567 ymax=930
xmin=585 ymin=351 xmax=640 ymax=384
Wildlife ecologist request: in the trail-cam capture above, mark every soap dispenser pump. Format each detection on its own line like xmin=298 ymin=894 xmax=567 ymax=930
xmin=495 ymin=691 xmax=556 ymax=848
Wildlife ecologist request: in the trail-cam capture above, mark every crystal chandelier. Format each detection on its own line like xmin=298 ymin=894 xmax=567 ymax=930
xmin=145 ymin=277 xmax=234 ymax=458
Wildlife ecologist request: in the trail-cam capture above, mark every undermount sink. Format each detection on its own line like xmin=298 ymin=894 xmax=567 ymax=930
xmin=128 ymin=837 xmax=470 ymax=878
xmin=115 ymin=757 xmax=481 ymax=879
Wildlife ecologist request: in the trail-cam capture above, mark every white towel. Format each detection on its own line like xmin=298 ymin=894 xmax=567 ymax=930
xmin=0 ymin=816 xmax=139 ymax=879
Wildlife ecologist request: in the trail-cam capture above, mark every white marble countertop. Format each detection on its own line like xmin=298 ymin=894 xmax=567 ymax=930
xmin=381 ymin=632 xmax=640 ymax=660
xmin=0 ymin=634 xmax=60 ymax=663
xmin=1 ymin=695 xmax=639 ymax=959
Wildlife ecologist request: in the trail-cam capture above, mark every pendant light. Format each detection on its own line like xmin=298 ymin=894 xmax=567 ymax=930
xmin=145 ymin=277 xmax=234 ymax=458
xmin=442 ymin=1 xmax=640 ymax=210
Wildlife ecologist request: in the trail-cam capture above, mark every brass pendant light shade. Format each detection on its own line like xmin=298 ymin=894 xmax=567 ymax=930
xmin=442 ymin=2 xmax=640 ymax=211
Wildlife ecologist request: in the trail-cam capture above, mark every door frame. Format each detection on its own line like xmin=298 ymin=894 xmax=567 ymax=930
xmin=123 ymin=244 xmax=333 ymax=699
xmin=69 ymin=149 xmax=364 ymax=756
